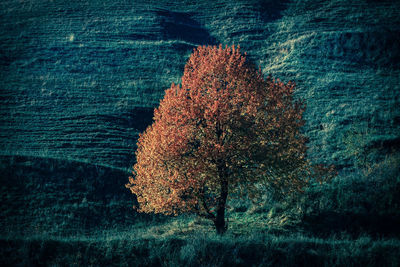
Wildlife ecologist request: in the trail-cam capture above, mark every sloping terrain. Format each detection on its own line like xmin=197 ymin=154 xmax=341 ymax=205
xmin=260 ymin=0 xmax=400 ymax=168
xmin=1 ymin=0 xmax=399 ymax=170
xmin=0 ymin=154 xmax=399 ymax=266
xmin=1 ymin=1 xmax=400 ymax=264
xmin=0 ymin=155 xmax=150 ymax=236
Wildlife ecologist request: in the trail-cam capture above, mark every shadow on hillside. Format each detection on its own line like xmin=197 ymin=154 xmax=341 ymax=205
xmin=58 ymin=107 xmax=154 ymax=137
xmin=109 ymin=106 xmax=154 ymax=132
xmin=0 ymin=155 xmax=167 ymax=236
xmin=258 ymin=0 xmax=290 ymax=23
xmin=303 ymin=211 xmax=400 ymax=238
xmin=155 ymin=9 xmax=217 ymax=48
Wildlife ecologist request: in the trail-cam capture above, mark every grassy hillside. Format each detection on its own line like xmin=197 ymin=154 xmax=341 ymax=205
xmin=1 ymin=154 xmax=399 ymax=265
xmin=0 ymin=155 xmax=147 ymax=236
xmin=1 ymin=0 xmax=399 ymax=169
xmin=1 ymin=0 xmax=400 ymax=265
xmin=2 ymin=232 xmax=400 ymax=266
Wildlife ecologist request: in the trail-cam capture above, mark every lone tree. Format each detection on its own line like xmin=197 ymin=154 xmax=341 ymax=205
xmin=126 ymin=45 xmax=332 ymax=234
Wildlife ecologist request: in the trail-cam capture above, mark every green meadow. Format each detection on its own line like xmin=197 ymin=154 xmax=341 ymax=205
xmin=1 ymin=0 xmax=399 ymax=265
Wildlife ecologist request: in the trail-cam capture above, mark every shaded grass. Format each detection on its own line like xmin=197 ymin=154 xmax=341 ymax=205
xmin=1 ymin=228 xmax=400 ymax=267
xmin=0 ymin=155 xmax=168 ymax=237
xmin=1 ymin=154 xmax=400 ymax=266
xmin=2 ymin=205 xmax=400 ymax=266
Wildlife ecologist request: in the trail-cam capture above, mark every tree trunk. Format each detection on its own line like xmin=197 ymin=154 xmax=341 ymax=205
xmin=214 ymin=161 xmax=228 ymax=235
xmin=214 ymin=204 xmax=227 ymax=235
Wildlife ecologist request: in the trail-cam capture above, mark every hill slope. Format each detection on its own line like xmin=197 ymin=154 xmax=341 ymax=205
xmin=1 ymin=0 xmax=399 ymax=170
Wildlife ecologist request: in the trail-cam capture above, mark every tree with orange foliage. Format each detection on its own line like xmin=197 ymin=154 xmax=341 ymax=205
xmin=126 ymin=45 xmax=333 ymax=234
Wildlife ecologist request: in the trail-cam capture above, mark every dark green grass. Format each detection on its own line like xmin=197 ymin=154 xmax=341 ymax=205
xmin=1 ymin=155 xmax=400 ymax=266
xmin=0 ymin=155 xmax=167 ymax=236
xmin=1 ymin=230 xmax=399 ymax=267
xmin=1 ymin=0 xmax=400 ymax=265
xmin=1 ymin=0 xmax=399 ymax=170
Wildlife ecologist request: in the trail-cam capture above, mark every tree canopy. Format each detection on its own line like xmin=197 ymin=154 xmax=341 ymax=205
xmin=126 ymin=45 xmax=334 ymax=234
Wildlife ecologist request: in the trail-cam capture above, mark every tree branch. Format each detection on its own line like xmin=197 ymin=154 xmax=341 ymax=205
xmin=199 ymin=189 xmax=215 ymax=220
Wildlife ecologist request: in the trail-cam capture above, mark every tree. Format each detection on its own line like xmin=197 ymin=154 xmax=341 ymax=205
xmin=126 ymin=45 xmax=332 ymax=234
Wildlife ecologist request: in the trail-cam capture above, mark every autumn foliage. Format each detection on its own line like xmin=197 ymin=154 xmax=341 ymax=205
xmin=126 ymin=45 xmax=333 ymax=234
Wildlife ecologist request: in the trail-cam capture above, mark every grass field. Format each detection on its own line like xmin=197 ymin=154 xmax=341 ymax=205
xmin=1 ymin=0 xmax=400 ymax=265
xmin=1 ymin=0 xmax=399 ymax=170
xmin=1 ymin=155 xmax=400 ymax=266
xmin=2 ymin=228 xmax=400 ymax=266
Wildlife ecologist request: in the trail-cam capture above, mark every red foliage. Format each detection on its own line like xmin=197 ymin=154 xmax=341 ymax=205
xmin=126 ymin=45 xmax=333 ymax=234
